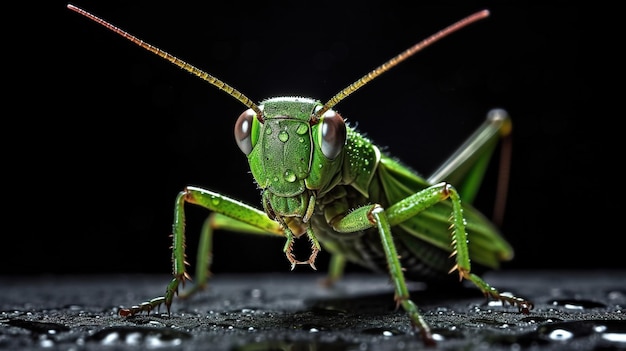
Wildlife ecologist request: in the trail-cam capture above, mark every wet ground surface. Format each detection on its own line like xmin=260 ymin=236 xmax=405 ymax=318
xmin=1 ymin=270 xmax=625 ymax=350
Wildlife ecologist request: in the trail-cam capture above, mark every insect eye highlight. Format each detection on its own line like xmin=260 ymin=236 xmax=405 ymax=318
xmin=234 ymin=109 xmax=256 ymax=155
xmin=319 ymin=111 xmax=346 ymax=160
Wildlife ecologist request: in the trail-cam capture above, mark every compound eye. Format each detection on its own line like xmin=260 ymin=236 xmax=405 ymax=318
xmin=234 ymin=109 xmax=256 ymax=155
xmin=319 ymin=110 xmax=346 ymax=160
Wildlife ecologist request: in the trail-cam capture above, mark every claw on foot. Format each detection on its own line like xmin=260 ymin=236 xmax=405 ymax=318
xmin=118 ymin=297 xmax=166 ymax=316
xmin=119 ymin=308 xmax=133 ymax=317
xmin=484 ymin=291 xmax=534 ymax=314
xmin=404 ymin=301 xmax=437 ymax=347
xmin=410 ymin=319 xmax=437 ymax=347
xmin=285 ymin=239 xmax=319 ymax=270
xmin=518 ymin=301 xmax=533 ymax=314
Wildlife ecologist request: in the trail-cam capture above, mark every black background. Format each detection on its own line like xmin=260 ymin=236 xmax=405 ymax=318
xmin=8 ymin=1 xmax=603 ymax=277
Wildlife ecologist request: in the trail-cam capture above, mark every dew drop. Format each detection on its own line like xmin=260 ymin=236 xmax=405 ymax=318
xmin=301 ymin=323 xmax=330 ymax=332
xmin=487 ymin=300 xmax=504 ymax=307
xmin=101 ymin=332 xmax=119 ymax=345
xmin=550 ymin=299 xmax=606 ymax=310
xmin=597 ymin=320 xmax=626 ymax=344
xmin=432 ymin=333 xmax=445 ymax=342
xmin=89 ymin=326 xmax=191 ymax=347
xmin=362 ymin=327 xmax=404 ymax=336
xmin=125 ymin=332 xmax=142 ymax=346
xmin=249 ymin=288 xmax=263 ymax=299
xmin=39 ymin=338 xmax=54 ymax=348
xmin=283 ymin=170 xmax=296 ymax=182
xmin=521 ymin=316 xmax=561 ymax=323
xmin=435 ymin=307 xmax=449 ymax=314
xmin=279 ymin=131 xmax=289 ymax=142
xmin=607 ymin=289 xmax=626 ymax=300
xmin=537 ymin=320 xmax=598 ymax=342
xmin=548 ymin=328 xmax=573 ymax=341
xmin=65 ymin=304 xmax=83 ymax=311
xmin=296 ymin=124 xmax=308 ymax=135
xmin=602 ymin=332 xmax=626 ymax=343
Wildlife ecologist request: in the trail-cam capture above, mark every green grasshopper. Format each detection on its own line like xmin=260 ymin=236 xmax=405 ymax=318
xmin=68 ymin=4 xmax=532 ymax=346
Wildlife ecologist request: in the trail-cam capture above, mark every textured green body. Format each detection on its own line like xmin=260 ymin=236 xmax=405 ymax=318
xmin=243 ymin=97 xmax=512 ymax=281
xmin=312 ymin=124 xmax=513 ymax=282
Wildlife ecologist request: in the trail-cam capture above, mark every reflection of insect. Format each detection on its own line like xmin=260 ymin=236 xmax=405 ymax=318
xmin=68 ymin=4 xmax=532 ymax=346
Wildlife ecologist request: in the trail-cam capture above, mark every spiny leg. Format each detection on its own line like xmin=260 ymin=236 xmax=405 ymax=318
xmin=370 ymin=206 xmax=437 ymax=346
xmin=415 ymin=110 xmax=527 ymax=307
xmin=331 ymin=182 xmax=531 ymax=346
xmin=119 ymin=186 xmax=283 ymax=316
xmin=386 ymin=182 xmax=532 ymax=312
xmin=438 ymin=186 xmax=532 ymax=313
xmin=463 ymin=272 xmax=533 ymax=313
xmin=331 ymin=204 xmax=439 ymax=345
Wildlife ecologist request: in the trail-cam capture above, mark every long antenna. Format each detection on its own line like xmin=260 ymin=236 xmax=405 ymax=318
xmin=316 ymin=10 xmax=490 ymax=118
xmin=67 ymin=4 xmax=263 ymax=120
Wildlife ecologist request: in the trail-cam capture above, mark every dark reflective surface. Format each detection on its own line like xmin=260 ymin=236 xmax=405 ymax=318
xmin=1 ymin=271 xmax=624 ymax=350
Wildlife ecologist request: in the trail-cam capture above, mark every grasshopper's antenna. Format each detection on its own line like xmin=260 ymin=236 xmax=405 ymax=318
xmin=67 ymin=4 xmax=264 ymax=120
xmin=316 ymin=10 xmax=490 ymax=118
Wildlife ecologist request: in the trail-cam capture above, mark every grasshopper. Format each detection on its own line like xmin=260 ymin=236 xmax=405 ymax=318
xmin=68 ymin=4 xmax=532 ymax=346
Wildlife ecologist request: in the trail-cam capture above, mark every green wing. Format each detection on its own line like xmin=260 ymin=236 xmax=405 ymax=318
xmin=377 ymin=155 xmax=513 ymax=269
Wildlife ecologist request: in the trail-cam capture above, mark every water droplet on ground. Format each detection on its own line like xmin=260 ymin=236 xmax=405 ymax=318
xmin=88 ymin=326 xmax=190 ymax=348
